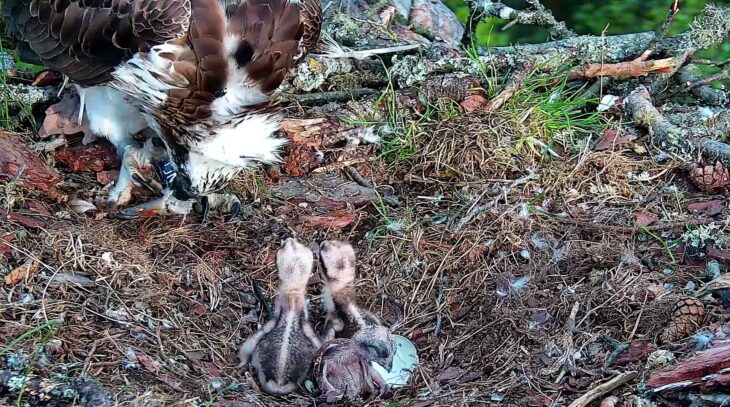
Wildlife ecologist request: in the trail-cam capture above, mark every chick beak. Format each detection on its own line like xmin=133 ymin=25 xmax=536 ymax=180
xmin=381 ymin=356 xmax=394 ymax=372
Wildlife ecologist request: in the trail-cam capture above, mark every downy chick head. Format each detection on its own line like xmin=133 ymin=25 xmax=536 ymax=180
xmin=353 ymin=325 xmax=396 ymax=372
xmin=278 ymin=237 xmax=314 ymax=291
xmin=319 ymin=240 xmax=356 ymax=289
xmin=318 ymin=240 xmax=384 ymax=341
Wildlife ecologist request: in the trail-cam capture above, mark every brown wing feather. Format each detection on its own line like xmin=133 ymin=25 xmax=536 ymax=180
xmin=228 ymin=0 xmax=321 ymax=93
xmin=161 ymin=0 xmax=227 ymax=123
xmin=2 ymin=0 xmax=191 ymax=85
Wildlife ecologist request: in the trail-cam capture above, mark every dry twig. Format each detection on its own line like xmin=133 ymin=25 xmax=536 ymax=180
xmin=568 ymin=371 xmax=639 ymax=407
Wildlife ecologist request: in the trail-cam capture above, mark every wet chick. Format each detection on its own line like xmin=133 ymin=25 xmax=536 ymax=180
xmin=319 ymin=240 xmax=382 ymax=341
xmin=312 ymin=325 xmax=396 ymax=403
xmin=239 ymin=238 xmax=322 ymax=396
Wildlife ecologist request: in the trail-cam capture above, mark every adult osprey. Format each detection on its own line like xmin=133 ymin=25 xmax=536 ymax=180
xmin=2 ymin=0 xmax=321 ymax=219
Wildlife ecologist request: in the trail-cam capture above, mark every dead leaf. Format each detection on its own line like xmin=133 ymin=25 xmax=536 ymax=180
xmin=55 ymin=141 xmax=121 ymax=172
xmin=134 ymin=351 xmax=161 ymax=374
xmin=299 ymin=213 xmax=356 ymax=229
xmin=460 ymin=95 xmax=489 ymax=112
xmin=38 ymin=93 xmax=95 ymax=142
xmin=26 ymin=200 xmax=53 ymax=217
xmin=594 ymin=129 xmax=637 ymax=151
xmin=707 ymin=246 xmax=730 ymax=262
xmin=688 ymin=200 xmax=725 ymax=217
xmin=614 ymin=340 xmax=656 ymax=367
xmin=205 ymin=362 xmax=222 ymax=377
xmin=635 ymin=212 xmax=657 ymax=227
xmin=32 ymin=71 xmax=62 ymax=87
xmin=4 ymin=258 xmax=39 ymax=285
xmin=192 ymin=304 xmax=207 ymax=316
xmin=435 ymin=367 xmax=463 ymax=385
xmin=69 ymin=199 xmax=97 ymax=214
xmin=0 ymin=210 xmax=47 ymax=228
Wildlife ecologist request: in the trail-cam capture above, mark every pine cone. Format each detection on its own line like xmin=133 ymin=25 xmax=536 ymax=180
xmin=661 ymin=297 xmax=705 ymax=343
xmin=690 ymin=161 xmax=730 ymax=194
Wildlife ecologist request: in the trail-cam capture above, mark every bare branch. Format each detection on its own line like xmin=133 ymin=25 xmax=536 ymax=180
xmin=641 ymin=0 xmax=680 ymax=55
xmin=670 ymin=65 xmax=730 ymax=106
xmin=568 ymin=372 xmax=639 ymax=407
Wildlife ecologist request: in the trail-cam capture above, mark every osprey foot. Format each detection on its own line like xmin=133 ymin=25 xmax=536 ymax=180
xmin=194 ymin=193 xmax=242 ymax=223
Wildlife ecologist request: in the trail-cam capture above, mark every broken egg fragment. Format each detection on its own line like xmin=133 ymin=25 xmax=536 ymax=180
xmin=371 ymin=335 xmax=419 ymax=388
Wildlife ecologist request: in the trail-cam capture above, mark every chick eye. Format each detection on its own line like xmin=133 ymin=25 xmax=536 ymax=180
xmin=367 ymin=345 xmax=388 ymax=359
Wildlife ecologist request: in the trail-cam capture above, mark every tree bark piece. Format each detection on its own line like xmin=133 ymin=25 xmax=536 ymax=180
xmin=0 ymin=131 xmax=67 ymax=203
xmin=567 ymin=371 xmax=638 ymax=407
xmin=647 ymin=341 xmax=730 ymax=392
xmin=570 ymin=58 xmax=675 ymax=80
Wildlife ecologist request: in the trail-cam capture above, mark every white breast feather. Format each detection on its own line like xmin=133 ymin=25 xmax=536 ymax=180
xmin=193 ymin=113 xmax=286 ymax=166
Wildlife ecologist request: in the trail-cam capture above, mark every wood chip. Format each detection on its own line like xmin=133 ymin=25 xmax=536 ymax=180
xmin=4 ymin=258 xmax=39 ymax=285
xmin=688 ymin=200 xmax=725 ymax=217
xmin=0 ymin=210 xmax=48 ymax=229
xmin=0 ymin=131 xmax=67 ymax=202
xmin=55 ymin=142 xmax=121 ymax=172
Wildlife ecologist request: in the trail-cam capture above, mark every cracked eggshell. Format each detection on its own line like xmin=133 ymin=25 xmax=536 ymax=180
xmin=371 ymin=335 xmax=419 ymax=388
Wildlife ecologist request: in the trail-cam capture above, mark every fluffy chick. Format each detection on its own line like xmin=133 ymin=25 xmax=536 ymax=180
xmin=312 ymin=325 xmax=396 ymax=403
xmin=239 ymin=238 xmax=322 ymax=396
xmin=319 ymin=240 xmax=382 ymax=341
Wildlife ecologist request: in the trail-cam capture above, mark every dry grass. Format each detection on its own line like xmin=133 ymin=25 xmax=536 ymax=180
xmin=1 ymin=92 xmax=728 ymax=407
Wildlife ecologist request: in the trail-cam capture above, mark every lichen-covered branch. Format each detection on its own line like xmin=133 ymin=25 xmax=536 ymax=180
xmin=625 ymin=86 xmax=730 ymax=165
xmin=0 ymin=370 xmax=113 ymax=407
xmin=624 ymin=86 xmax=692 ymax=152
xmin=290 ymin=4 xmax=730 ymax=92
xmin=467 ymin=0 xmax=576 ymax=40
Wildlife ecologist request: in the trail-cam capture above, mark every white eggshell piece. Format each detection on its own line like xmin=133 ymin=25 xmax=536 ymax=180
xmin=371 ymin=335 xmax=418 ymax=387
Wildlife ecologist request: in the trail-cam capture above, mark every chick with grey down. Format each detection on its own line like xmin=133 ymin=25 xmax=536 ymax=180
xmin=312 ymin=240 xmax=397 ymax=402
xmin=239 ymin=238 xmax=322 ymax=396
xmin=318 ymin=240 xmax=384 ymax=341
